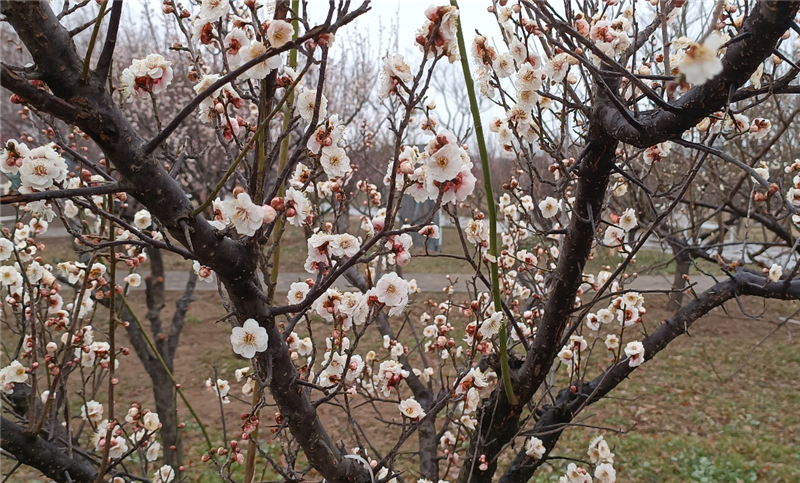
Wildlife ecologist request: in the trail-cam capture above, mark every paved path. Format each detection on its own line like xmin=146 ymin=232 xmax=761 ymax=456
xmin=134 ymin=270 xmax=717 ymax=294
xmin=29 ymin=222 xmax=718 ymax=293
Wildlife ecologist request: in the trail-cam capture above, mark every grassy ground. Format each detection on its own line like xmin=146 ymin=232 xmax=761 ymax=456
xmin=532 ymin=312 xmax=800 ymax=482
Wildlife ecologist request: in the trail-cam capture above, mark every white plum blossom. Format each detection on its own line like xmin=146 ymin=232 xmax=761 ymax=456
xmin=297 ymin=89 xmax=328 ymax=124
xmin=328 ymin=234 xmax=361 ymax=258
xmin=239 ymin=41 xmax=282 ymax=80
xmin=221 ymin=192 xmax=264 ymax=236
xmin=563 ymin=463 xmax=592 ymax=483
xmin=198 ymin=0 xmax=229 ymax=22
xmin=107 ymin=435 xmax=129 ymax=459
xmin=750 ymin=118 xmax=772 ymax=139
xmin=143 ymin=412 xmax=160 ymax=432
xmin=308 ymin=115 xmax=345 ymax=154
xmin=624 ymin=341 xmax=645 ymax=367
xmin=1 ymin=361 xmax=28 ymax=389
xmin=63 ymin=199 xmax=80 ymax=218
xmin=224 ymin=28 xmax=250 ymax=67
xmin=643 ymin=141 xmax=672 ymax=165
xmin=81 ymin=400 xmax=104 ymax=423
xmin=230 ymin=318 xmax=269 ymax=358
xmin=723 ymin=113 xmax=749 ymax=133
xmin=123 ymin=273 xmax=142 ymax=287
xmin=544 ymin=53 xmax=570 ymax=83
xmin=603 ymin=226 xmax=625 ymax=247
xmin=597 ymin=308 xmax=615 ymax=325
xmin=120 ymin=54 xmax=174 ymax=100
xmin=373 ymin=272 xmax=409 ymax=309
xmin=768 ymin=263 xmax=782 ymax=282
xmin=267 ymin=19 xmax=294 ymax=48
xmin=152 ymin=465 xmax=176 ymax=483
xmin=17 ymin=144 xmax=68 ymax=192
xmin=465 ymin=219 xmax=489 ymax=245
xmin=0 ymin=238 xmax=13 ymax=261
xmin=193 ymin=261 xmax=215 ymax=283
xmin=194 ymin=74 xmax=241 ymax=122
xmin=426 ymin=143 xmax=464 ymax=183
xmin=287 ymin=281 xmax=310 ymax=305
xmin=525 ymin=436 xmax=546 ymax=459
xmin=588 ymin=435 xmax=614 ymax=464
xmin=134 ymin=210 xmax=152 ymax=230
xmin=146 ymin=441 xmax=161 ymax=462
xmin=398 ymin=398 xmax=426 ymax=419
xmin=479 ymin=312 xmax=503 ymax=338
xmin=377 ymin=359 xmax=409 ymax=397
xmin=379 ymin=54 xmax=413 ymax=99
xmin=618 ymin=208 xmax=637 ymax=231
xmin=320 ymin=146 xmax=352 ymax=179
xmin=538 ymin=196 xmax=561 ymax=219
xmin=416 ymin=5 xmax=460 ymax=63
xmin=0 ymin=139 xmax=28 ymax=175
xmin=677 ymin=31 xmax=724 ymax=85
xmin=285 ymin=187 xmax=312 ymax=227
xmin=493 ymin=53 xmax=515 ymax=78
xmin=595 ymin=463 xmax=617 ymax=483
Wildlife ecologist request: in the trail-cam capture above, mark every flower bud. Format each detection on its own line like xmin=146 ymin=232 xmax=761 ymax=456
xmin=270 ymin=197 xmax=286 ymax=212
xmin=262 ymin=205 xmax=277 ymax=224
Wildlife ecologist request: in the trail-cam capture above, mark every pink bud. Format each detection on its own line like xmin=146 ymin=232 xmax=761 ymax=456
xmin=270 ymin=197 xmax=286 ymax=212
xmin=399 ymin=160 xmax=415 ymax=175
xmin=262 ymin=205 xmax=277 ymax=224
xmin=424 ymin=5 xmax=440 ymax=21
xmin=395 ymin=250 xmax=411 ymax=266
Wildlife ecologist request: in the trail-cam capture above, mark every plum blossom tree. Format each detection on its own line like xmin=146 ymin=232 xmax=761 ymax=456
xmin=1 ymin=0 xmax=800 ymax=483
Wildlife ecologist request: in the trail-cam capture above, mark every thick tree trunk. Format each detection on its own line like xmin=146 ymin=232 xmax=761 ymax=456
xmin=150 ymin=365 xmax=180 ymax=467
xmin=668 ymin=241 xmax=692 ymax=312
xmin=457 ymin=134 xmax=619 ymax=483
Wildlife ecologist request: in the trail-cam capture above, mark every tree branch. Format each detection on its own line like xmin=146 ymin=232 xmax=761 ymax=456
xmin=500 ymin=270 xmax=800 ymax=483
xmin=0 ymin=418 xmax=98 ymax=483
xmin=93 ymin=0 xmax=123 ymax=82
xmin=1 ymin=183 xmax=121 ymax=204
xmin=142 ymin=0 xmax=372 ymax=154
xmin=594 ymin=0 xmax=800 ymax=147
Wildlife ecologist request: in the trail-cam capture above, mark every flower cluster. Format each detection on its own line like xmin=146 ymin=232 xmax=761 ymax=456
xmin=1 ymin=141 xmax=68 ymax=193
xmin=379 ymin=54 xmax=413 ymax=99
xmin=120 ymin=54 xmax=174 ymax=100
xmin=211 ymin=191 xmax=279 ymax=236
xmin=415 ymin=5 xmax=460 ymax=63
